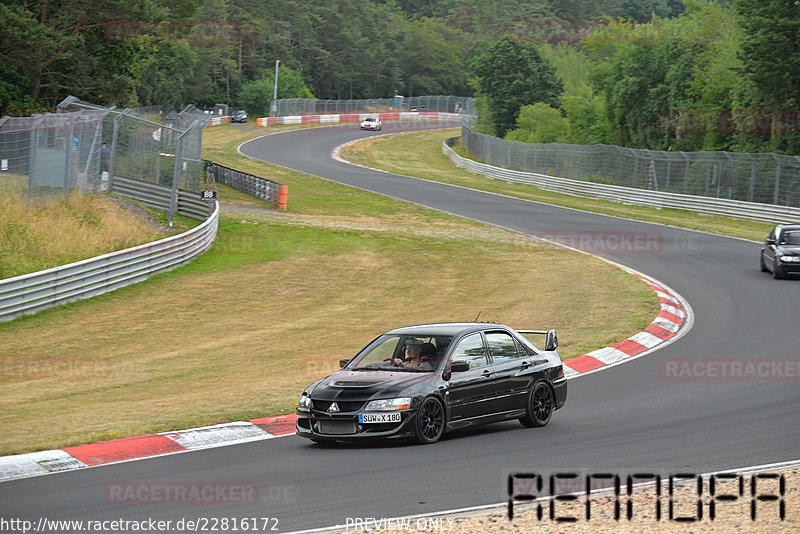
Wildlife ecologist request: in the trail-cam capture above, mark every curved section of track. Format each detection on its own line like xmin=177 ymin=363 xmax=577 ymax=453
xmin=1 ymin=123 xmax=797 ymax=533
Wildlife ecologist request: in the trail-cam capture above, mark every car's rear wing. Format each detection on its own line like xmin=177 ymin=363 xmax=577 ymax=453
xmin=516 ymin=328 xmax=558 ymax=351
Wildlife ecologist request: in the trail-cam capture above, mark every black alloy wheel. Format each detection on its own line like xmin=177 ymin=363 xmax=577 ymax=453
xmin=415 ymin=397 xmax=445 ymax=444
xmin=520 ymin=382 xmax=554 ymax=428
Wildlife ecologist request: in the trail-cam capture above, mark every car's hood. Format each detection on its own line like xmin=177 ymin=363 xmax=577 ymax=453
xmin=777 ymin=245 xmax=800 ymax=255
xmin=308 ymin=370 xmax=434 ymax=401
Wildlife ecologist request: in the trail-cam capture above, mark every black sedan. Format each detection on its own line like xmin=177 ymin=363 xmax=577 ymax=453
xmin=760 ymin=224 xmax=800 ymax=279
xmin=296 ymin=322 xmax=567 ymax=444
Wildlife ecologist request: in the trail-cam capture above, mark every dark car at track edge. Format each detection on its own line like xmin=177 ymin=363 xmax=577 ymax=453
xmin=231 ymin=109 xmax=248 ymax=123
xmin=760 ymin=224 xmax=800 ymax=279
xmin=296 ymin=322 xmax=567 ymax=445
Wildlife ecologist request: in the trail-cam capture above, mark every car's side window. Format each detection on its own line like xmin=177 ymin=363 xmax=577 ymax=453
xmin=485 ymin=331 xmax=521 ymax=364
xmin=514 ymin=337 xmax=534 ymax=356
xmin=451 ymin=333 xmax=489 ymax=369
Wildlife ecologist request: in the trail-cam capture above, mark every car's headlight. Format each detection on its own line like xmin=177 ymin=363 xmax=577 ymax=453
xmin=298 ymin=393 xmax=312 ymax=411
xmin=780 ymin=256 xmax=800 ymax=262
xmin=364 ymin=397 xmax=412 ymax=411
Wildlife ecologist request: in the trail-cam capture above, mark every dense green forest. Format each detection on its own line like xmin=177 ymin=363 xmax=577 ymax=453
xmin=1 ymin=0 xmax=798 ymax=154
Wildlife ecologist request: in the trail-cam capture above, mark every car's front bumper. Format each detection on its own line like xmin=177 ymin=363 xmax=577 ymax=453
xmin=296 ymin=409 xmax=417 ymax=441
xmin=777 ymin=259 xmax=800 ymax=274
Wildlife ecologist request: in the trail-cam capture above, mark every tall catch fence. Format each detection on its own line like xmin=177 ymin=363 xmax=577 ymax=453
xmin=460 ymin=124 xmax=800 ymax=209
xmin=271 ymin=96 xmax=476 ymax=117
xmin=0 ymin=96 xmax=211 ymax=222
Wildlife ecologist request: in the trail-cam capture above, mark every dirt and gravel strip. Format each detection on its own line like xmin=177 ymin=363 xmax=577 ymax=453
xmin=340 ymin=465 xmax=798 ymax=533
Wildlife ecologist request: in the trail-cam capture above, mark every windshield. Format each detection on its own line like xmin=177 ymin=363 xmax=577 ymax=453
xmin=781 ymin=231 xmax=800 ymax=245
xmin=349 ymin=334 xmax=452 ymax=372
xmin=363 ymin=118 xmax=375 ymax=122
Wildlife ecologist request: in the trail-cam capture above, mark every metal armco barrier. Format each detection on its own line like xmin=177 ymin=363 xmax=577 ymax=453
xmin=111 ymin=175 xmax=214 ymax=220
xmin=0 ymin=202 xmax=219 ymax=323
xmin=443 ymin=138 xmax=800 ymax=225
xmin=206 ymin=161 xmax=286 ymax=209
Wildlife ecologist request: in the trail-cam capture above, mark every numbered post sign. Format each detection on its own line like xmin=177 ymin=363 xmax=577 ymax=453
xmin=200 ymin=190 xmax=217 ymax=200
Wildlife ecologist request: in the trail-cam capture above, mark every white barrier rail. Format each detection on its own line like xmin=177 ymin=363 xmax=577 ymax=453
xmin=443 ymin=138 xmax=800 ymax=225
xmin=0 ymin=202 xmax=219 ymax=323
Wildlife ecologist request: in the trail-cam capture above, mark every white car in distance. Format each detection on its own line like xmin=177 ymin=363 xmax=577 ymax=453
xmin=360 ymin=116 xmax=382 ymax=131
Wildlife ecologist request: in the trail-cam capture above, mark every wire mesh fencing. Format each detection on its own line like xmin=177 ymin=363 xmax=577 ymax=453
xmin=0 ymin=110 xmax=110 ymax=201
xmin=0 ymin=97 xmax=209 ymax=221
xmin=270 ymin=96 xmax=476 ymax=117
xmin=461 ymin=124 xmax=800 ymax=208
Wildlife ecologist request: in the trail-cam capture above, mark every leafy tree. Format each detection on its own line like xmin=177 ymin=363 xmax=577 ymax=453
xmin=396 ymin=18 xmax=470 ymax=97
xmin=0 ymin=0 xmax=164 ymax=107
xmin=734 ymin=0 xmax=800 ymax=153
xmin=505 ymin=103 xmax=570 ymax=143
xmin=237 ymin=66 xmax=313 ymax=116
xmin=471 ymin=35 xmax=563 ymax=136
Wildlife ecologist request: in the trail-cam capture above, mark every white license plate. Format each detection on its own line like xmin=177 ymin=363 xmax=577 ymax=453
xmin=359 ymin=412 xmax=401 ymax=424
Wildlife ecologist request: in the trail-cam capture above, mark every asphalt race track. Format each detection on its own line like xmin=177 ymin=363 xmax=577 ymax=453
xmin=1 ymin=122 xmax=798 ymax=532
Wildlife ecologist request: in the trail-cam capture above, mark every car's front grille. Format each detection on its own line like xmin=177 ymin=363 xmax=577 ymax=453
xmin=361 ymin=422 xmax=403 ymax=433
xmin=312 ymin=400 xmax=364 ymax=412
xmin=315 ymin=420 xmax=356 ymax=435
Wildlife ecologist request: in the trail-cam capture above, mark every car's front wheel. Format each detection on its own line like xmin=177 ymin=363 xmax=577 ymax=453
xmin=760 ymin=252 xmax=769 ymax=272
xmin=773 ymin=259 xmax=785 ymax=279
xmin=415 ymin=397 xmax=445 ymax=444
xmin=520 ymin=382 xmax=554 ymax=428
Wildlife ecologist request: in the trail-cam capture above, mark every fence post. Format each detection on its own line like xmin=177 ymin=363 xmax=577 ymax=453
xmin=169 ymin=129 xmax=187 ymax=226
xmin=773 ymin=160 xmax=781 ymax=205
xmin=683 ymin=153 xmax=690 ymax=194
xmin=65 ymin=115 xmax=75 ymax=199
xmin=27 ymin=118 xmax=38 ymax=204
xmin=108 ymin=110 xmax=127 ymax=193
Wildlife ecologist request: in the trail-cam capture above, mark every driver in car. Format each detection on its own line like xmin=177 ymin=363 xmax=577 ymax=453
xmin=393 ymin=339 xmax=433 ymax=370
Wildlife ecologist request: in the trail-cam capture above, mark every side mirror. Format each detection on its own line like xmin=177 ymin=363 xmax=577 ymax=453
xmin=450 ymin=361 xmax=470 ymax=373
xmin=766 ymin=238 xmax=776 ymax=245
xmin=339 ymin=358 xmax=351 ymax=368
xmin=545 ymin=329 xmax=558 ymax=351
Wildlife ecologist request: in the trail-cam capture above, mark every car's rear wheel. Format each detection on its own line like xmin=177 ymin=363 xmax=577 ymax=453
xmin=415 ymin=397 xmax=445 ymax=444
xmin=760 ymin=252 xmax=769 ymax=272
xmin=520 ymin=382 xmax=554 ymax=428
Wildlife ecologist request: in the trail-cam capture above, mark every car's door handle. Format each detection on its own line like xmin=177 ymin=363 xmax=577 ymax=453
xmin=482 ymin=369 xmax=492 ymax=377
xmin=519 ymin=361 xmax=530 ymax=370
